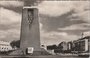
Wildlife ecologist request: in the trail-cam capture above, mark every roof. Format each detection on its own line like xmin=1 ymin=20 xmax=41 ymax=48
xmin=79 ymin=36 xmax=90 ymax=40
xmin=0 ymin=41 xmax=10 ymax=45
xmin=23 ymin=6 xmax=37 ymax=9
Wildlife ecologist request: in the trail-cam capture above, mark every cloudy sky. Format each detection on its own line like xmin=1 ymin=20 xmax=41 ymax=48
xmin=0 ymin=0 xmax=90 ymax=45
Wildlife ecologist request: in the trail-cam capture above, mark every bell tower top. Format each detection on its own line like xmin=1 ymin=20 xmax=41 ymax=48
xmin=23 ymin=6 xmax=38 ymax=9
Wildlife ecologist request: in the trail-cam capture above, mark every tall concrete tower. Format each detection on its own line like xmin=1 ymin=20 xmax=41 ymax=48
xmin=20 ymin=7 xmax=41 ymax=55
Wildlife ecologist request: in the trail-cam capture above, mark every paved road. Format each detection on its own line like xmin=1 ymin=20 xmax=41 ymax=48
xmin=0 ymin=55 xmax=89 ymax=58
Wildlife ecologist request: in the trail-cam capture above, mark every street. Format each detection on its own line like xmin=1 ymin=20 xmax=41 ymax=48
xmin=0 ymin=55 xmax=89 ymax=58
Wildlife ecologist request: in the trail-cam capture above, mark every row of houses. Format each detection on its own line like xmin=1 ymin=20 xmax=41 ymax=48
xmin=67 ymin=36 xmax=90 ymax=53
xmin=0 ymin=41 xmax=12 ymax=52
xmin=47 ymin=36 xmax=90 ymax=54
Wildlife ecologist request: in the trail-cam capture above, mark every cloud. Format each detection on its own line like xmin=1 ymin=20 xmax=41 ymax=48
xmin=0 ymin=29 xmax=20 ymax=42
xmin=0 ymin=7 xmax=21 ymax=41
xmin=73 ymin=1 xmax=90 ymax=13
xmin=83 ymin=31 xmax=90 ymax=37
xmin=69 ymin=1 xmax=90 ymax=23
xmin=38 ymin=1 xmax=90 ymax=45
xmin=71 ymin=10 xmax=90 ymax=23
xmin=39 ymin=1 xmax=90 ymax=31
xmin=40 ymin=30 xmax=79 ymax=45
xmin=0 ymin=31 xmax=7 ymax=39
xmin=58 ymin=23 xmax=90 ymax=30
xmin=38 ymin=1 xmax=73 ymax=17
xmin=0 ymin=7 xmax=21 ymax=25
xmin=0 ymin=1 xmax=89 ymax=45
xmin=38 ymin=1 xmax=90 ymax=17
xmin=0 ymin=1 xmax=24 ymax=7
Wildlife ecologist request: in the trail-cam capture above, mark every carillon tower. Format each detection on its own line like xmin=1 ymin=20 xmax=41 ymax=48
xmin=20 ymin=7 xmax=41 ymax=55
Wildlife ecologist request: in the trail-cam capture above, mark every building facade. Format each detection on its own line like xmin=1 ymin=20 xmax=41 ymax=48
xmin=67 ymin=41 xmax=73 ymax=51
xmin=71 ymin=36 xmax=90 ymax=54
xmin=0 ymin=41 xmax=12 ymax=52
xmin=60 ymin=41 xmax=68 ymax=51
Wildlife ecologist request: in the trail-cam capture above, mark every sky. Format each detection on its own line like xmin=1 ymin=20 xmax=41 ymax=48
xmin=0 ymin=0 xmax=90 ymax=45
